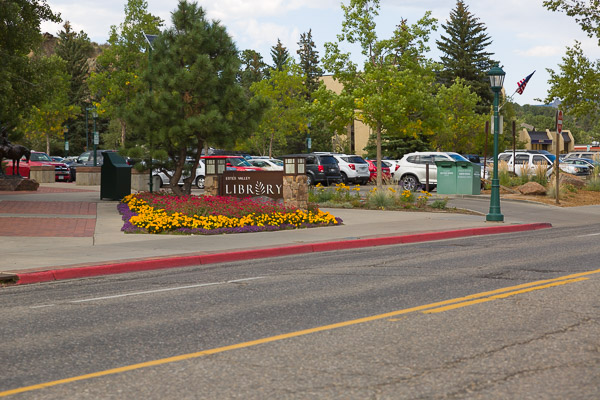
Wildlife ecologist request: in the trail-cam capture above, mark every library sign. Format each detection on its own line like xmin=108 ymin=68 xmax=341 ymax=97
xmin=220 ymin=171 xmax=283 ymax=200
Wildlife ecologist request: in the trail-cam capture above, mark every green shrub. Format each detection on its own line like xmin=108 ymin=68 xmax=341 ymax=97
xmin=585 ymin=176 xmax=600 ymax=192
xmin=365 ymin=190 xmax=395 ymax=209
xmin=430 ymin=198 xmax=449 ymax=209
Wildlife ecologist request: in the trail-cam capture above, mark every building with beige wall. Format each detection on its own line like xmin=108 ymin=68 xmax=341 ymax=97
xmin=320 ymin=75 xmax=371 ymax=156
xmin=518 ymin=128 xmax=575 ymax=154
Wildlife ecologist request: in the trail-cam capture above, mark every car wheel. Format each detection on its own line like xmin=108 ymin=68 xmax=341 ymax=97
xmin=195 ymin=175 xmax=205 ymax=189
xmin=307 ymin=174 xmax=314 ymax=186
xmin=401 ymin=174 xmax=419 ymax=191
xmin=341 ymin=172 xmax=348 ymax=184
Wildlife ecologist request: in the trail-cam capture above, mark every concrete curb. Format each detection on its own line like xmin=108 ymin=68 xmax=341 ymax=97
xmin=8 ymin=223 xmax=552 ymax=285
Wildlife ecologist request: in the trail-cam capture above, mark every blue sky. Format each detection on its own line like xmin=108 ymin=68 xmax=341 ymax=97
xmin=41 ymin=0 xmax=600 ymax=106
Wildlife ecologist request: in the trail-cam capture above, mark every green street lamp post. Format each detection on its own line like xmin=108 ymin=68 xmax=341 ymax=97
xmin=92 ymin=107 xmax=98 ymax=167
xmin=63 ymin=125 xmax=69 ymax=157
xmin=306 ymin=122 xmax=312 ymax=153
xmin=486 ymin=65 xmax=505 ymax=222
xmin=144 ymin=32 xmax=158 ymax=193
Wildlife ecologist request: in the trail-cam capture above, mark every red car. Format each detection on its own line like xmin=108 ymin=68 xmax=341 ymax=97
xmin=201 ymin=155 xmax=262 ymax=172
xmin=365 ymin=159 xmax=391 ymax=182
xmin=3 ymin=151 xmax=72 ymax=182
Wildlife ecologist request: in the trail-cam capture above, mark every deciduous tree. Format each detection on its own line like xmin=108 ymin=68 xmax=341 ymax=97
xmin=544 ymin=0 xmax=600 ymax=44
xmin=0 ymin=0 xmax=61 ymax=133
xmin=544 ymin=42 xmax=600 ymax=132
xmin=249 ymin=63 xmax=308 ymax=157
xmin=88 ymin=0 xmax=162 ymax=147
xmin=322 ymin=0 xmax=440 ymax=188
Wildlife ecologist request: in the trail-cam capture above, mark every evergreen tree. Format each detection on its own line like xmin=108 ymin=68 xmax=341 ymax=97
xmin=55 ymin=22 xmax=94 ymax=153
xmin=131 ymin=0 xmax=265 ymax=195
xmin=239 ymin=49 xmax=268 ymax=90
xmin=270 ymin=39 xmax=290 ymax=71
xmin=436 ymin=0 xmax=496 ymax=114
xmin=297 ymin=29 xmax=323 ymax=94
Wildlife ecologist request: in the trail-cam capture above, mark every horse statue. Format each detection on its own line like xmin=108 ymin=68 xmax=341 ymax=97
xmin=0 ymin=126 xmax=31 ymax=177
xmin=6 ymin=145 xmax=31 ymax=177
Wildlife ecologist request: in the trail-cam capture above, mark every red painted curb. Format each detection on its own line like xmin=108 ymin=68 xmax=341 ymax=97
xmin=12 ymin=223 xmax=552 ymax=285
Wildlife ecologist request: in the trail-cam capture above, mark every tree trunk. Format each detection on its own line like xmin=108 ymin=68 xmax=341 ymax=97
xmin=46 ymin=132 xmax=51 ymax=155
xmin=120 ymin=119 xmax=126 ymax=147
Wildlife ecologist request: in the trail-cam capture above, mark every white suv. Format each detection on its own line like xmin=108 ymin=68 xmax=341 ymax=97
xmin=395 ymin=152 xmax=470 ymax=191
xmin=499 ymin=151 xmax=590 ymax=177
xmin=330 ymin=154 xmax=370 ymax=185
xmin=497 ymin=151 xmax=554 ymax=177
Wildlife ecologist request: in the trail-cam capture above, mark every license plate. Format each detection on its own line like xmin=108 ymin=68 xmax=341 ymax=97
xmin=58 ymin=176 xmax=65 ymax=180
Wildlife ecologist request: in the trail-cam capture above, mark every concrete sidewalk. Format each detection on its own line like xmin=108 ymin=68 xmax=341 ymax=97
xmin=0 ymin=183 xmax=551 ymax=285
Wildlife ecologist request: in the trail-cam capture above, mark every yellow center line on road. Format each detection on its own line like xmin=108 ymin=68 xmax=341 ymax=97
xmin=2 ymin=268 xmax=599 ymax=397
xmin=423 ymin=277 xmax=589 ymax=313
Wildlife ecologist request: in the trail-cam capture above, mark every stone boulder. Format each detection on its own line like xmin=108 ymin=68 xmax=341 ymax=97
xmin=558 ymin=174 xmax=586 ymax=189
xmin=517 ymin=181 xmax=547 ymax=196
xmin=0 ymin=177 xmax=39 ymax=191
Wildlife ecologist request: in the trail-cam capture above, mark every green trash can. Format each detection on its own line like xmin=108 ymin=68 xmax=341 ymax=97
xmin=456 ymin=161 xmax=481 ymax=195
xmin=101 ymin=152 xmax=132 ymax=200
xmin=435 ymin=160 xmax=457 ymax=194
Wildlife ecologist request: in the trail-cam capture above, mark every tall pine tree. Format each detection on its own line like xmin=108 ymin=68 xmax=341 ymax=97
xmin=239 ymin=49 xmax=268 ymax=90
xmin=436 ymin=0 xmax=496 ymax=114
xmin=297 ymin=29 xmax=323 ymax=94
xmin=131 ymin=0 xmax=265 ymax=195
xmin=55 ymin=22 xmax=94 ymax=153
xmin=270 ymin=39 xmax=290 ymax=71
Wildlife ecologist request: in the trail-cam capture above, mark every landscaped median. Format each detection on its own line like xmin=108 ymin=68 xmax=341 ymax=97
xmin=119 ymin=192 xmax=342 ymax=234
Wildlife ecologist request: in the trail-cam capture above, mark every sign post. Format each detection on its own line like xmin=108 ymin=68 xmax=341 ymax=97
xmin=555 ymin=110 xmax=563 ymax=204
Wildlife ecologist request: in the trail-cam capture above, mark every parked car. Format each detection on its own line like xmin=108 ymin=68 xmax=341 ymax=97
xmin=497 ymin=151 xmax=555 ymax=177
xmin=3 ymin=151 xmax=71 ymax=182
xmin=383 ymin=159 xmax=401 ymax=181
xmin=558 ymin=158 xmax=593 ymax=176
xmin=365 ymin=159 xmax=391 ymax=183
xmin=564 ymin=151 xmax=600 ymax=160
xmin=331 ymin=154 xmax=370 ymax=185
xmin=395 ymin=152 xmax=470 ymax=191
xmin=247 ymin=158 xmax=284 ymax=171
xmin=280 ymin=153 xmax=342 ymax=186
xmin=153 ymin=159 xmax=206 ymax=189
xmin=201 ymin=155 xmax=262 ymax=172
xmin=67 ymin=149 xmax=119 ymax=181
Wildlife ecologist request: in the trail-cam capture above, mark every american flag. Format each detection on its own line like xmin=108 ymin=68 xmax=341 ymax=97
xmin=516 ymin=71 xmax=535 ymax=95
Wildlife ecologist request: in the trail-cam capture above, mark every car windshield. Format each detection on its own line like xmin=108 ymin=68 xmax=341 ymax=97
xmin=448 ymin=153 xmax=469 ymax=161
xmin=319 ymin=155 xmax=338 ymax=165
xmin=344 ymin=156 xmax=367 ymax=164
xmin=227 ymin=157 xmax=252 ymax=167
xmin=271 ymin=159 xmax=284 ymax=166
xmin=30 ymin=153 xmax=52 ymax=162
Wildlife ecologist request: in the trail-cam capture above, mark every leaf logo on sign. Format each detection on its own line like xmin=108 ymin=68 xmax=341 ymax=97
xmin=255 ymin=181 xmax=266 ymax=195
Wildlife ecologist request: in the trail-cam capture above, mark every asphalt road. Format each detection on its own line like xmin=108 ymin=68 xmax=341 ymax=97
xmin=2 ymin=221 xmax=600 ymax=399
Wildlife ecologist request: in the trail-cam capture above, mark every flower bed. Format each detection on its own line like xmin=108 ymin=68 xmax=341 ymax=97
xmin=119 ymin=192 xmax=342 ymax=234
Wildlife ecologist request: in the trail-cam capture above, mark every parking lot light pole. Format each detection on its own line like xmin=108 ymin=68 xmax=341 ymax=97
xmin=486 ymin=65 xmax=505 ymax=222
xmin=92 ymin=107 xmax=98 ymax=167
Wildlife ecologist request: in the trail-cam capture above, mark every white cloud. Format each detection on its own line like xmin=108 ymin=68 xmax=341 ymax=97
xmin=515 ymin=45 xmax=563 ymax=57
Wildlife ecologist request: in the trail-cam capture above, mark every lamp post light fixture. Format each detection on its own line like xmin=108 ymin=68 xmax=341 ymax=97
xmin=91 ymin=107 xmax=99 ymax=167
xmin=486 ymin=65 xmax=505 ymax=222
